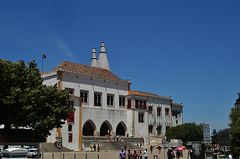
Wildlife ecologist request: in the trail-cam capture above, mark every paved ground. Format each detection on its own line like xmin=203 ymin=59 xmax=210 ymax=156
xmin=41 ymin=147 xmax=189 ymax=159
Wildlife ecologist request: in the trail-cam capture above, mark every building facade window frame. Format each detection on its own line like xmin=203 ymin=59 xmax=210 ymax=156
xmin=119 ymin=96 xmax=126 ymax=107
xmin=138 ymin=112 xmax=144 ymax=123
xmin=165 ymin=108 xmax=170 ymax=117
xmin=157 ymin=107 xmax=161 ymax=117
xmin=80 ymin=90 xmax=89 ymax=105
xmin=107 ymin=94 xmax=114 ymax=107
xmin=148 ymin=106 xmax=153 ymax=114
xmin=94 ymin=92 xmax=102 ymax=107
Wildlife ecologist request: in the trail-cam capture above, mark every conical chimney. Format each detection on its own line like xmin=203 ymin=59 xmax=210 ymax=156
xmin=90 ymin=48 xmax=98 ymax=67
xmin=98 ymin=42 xmax=110 ymax=70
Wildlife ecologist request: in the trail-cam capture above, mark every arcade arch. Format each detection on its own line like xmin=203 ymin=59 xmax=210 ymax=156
xmin=82 ymin=120 xmax=96 ymax=136
xmin=100 ymin=120 xmax=112 ymax=136
xmin=116 ymin=121 xmax=127 ymax=136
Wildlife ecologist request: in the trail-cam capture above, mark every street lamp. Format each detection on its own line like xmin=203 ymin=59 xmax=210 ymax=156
xmin=235 ymin=93 xmax=240 ymax=109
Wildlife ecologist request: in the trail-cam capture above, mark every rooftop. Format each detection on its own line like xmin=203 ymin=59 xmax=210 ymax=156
xmin=43 ymin=61 xmax=128 ymax=84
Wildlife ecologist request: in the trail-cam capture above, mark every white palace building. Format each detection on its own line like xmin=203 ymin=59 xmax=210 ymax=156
xmin=41 ymin=42 xmax=183 ymax=151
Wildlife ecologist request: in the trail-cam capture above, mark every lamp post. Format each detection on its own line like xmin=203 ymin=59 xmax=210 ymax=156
xmin=235 ymin=93 xmax=240 ymax=109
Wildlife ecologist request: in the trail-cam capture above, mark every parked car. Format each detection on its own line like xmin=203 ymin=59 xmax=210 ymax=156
xmin=1 ymin=148 xmax=28 ymax=158
xmin=27 ymin=148 xmax=41 ymax=158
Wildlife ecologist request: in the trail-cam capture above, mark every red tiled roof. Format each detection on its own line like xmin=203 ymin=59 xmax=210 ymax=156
xmin=49 ymin=61 xmax=127 ymax=83
xmin=128 ymin=90 xmax=171 ymax=100
xmin=0 ymin=59 xmax=11 ymax=63
xmin=173 ymin=103 xmax=183 ymax=107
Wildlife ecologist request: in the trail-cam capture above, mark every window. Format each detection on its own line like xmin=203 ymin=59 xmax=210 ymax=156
xmin=157 ymin=126 xmax=162 ymax=135
xmin=157 ymin=107 xmax=161 ymax=117
xmin=138 ymin=112 xmax=144 ymax=123
xmin=67 ymin=112 xmax=75 ymax=122
xmin=68 ymin=125 xmax=72 ymax=132
xmin=127 ymin=100 xmax=131 ymax=109
xmin=65 ymin=88 xmax=74 ymax=94
xmin=67 ymin=101 xmax=74 ymax=122
xmin=94 ymin=92 xmax=102 ymax=106
xmin=143 ymin=101 xmax=146 ymax=109
xmin=148 ymin=106 xmax=153 ymax=114
xmin=107 ymin=94 xmax=114 ymax=106
xmin=149 ymin=125 xmax=153 ymax=133
xmin=119 ymin=96 xmax=126 ymax=107
xmin=68 ymin=133 xmax=73 ymax=142
xmin=135 ymin=100 xmax=147 ymax=109
xmin=176 ymin=120 xmax=178 ymax=124
xmin=135 ymin=100 xmax=138 ymax=108
xmin=80 ymin=90 xmax=88 ymax=104
xmin=165 ymin=108 xmax=169 ymax=117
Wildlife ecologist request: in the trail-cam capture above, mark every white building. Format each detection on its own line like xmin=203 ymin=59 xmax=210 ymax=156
xmin=41 ymin=42 xmax=183 ymax=151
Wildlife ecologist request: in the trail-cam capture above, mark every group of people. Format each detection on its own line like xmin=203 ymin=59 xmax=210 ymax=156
xmin=167 ymin=148 xmax=181 ymax=159
xmin=90 ymin=144 xmax=100 ymax=152
xmin=119 ymin=148 xmax=148 ymax=159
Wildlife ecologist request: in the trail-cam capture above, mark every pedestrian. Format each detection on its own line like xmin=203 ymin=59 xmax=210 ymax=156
xmin=228 ymin=152 xmax=232 ymax=159
xmin=176 ymin=150 xmax=180 ymax=159
xmin=158 ymin=145 xmax=161 ymax=154
xmin=171 ymin=151 xmax=175 ymax=158
xmin=90 ymin=145 xmax=93 ymax=152
xmin=132 ymin=150 xmax=138 ymax=159
xmin=93 ymin=144 xmax=96 ymax=151
xmin=150 ymin=145 xmax=153 ymax=154
xmin=143 ymin=149 xmax=148 ymax=159
xmin=167 ymin=149 xmax=172 ymax=159
xmin=97 ymin=144 xmax=100 ymax=152
xmin=139 ymin=150 xmax=143 ymax=159
xmin=119 ymin=147 xmax=127 ymax=159
xmin=127 ymin=149 xmax=132 ymax=159
xmin=124 ymin=144 xmax=127 ymax=151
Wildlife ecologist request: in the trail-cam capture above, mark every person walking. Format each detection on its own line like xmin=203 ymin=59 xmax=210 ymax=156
xmin=127 ymin=149 xmax=132 ymax=159
xmin=143 ymin=149 xmax=148 ymax=159
xmin=150 ymin=145 xmax=153 ymax=154
xmin=97 ymin=144 xmax=100 ymax=152
xmin=132 ymin=150 xmax=138 ymax=159
xmin=158 ymin=145 xmax=162 ymax=154
xmin=167 ymin=149 xmax=172 ymax=159
xmin=176 ymin=150 xmax=180 ymax=159
xmin=93 ymin=144 xmax=96 ymax=152
xmin=119 ymin=148 xmax=127 ymax=159
xmin=139 ymin=150 xmax=143 ymax=159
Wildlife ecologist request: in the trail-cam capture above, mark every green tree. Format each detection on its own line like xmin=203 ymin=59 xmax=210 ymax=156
xmin=0 ymin=60 xmax=74 ymax=136
xmin=216 ymin=128 xmax=231 ymax=146
xmin=166 ymin=123 xmax=203 ymax=145
xmin=229 ymin=106 xmax=240 ymax=157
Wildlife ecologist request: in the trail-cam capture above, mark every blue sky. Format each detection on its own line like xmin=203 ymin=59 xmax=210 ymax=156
xmin=0 ymin=0 xmax=239 ymax=131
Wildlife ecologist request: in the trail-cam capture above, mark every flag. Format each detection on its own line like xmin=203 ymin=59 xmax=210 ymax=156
xmin=42 ymin=55 xmax=46 ymax=59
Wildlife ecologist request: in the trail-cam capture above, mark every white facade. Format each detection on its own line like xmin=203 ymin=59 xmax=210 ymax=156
xmin=41 ymin=42 xmax=183 ymax=151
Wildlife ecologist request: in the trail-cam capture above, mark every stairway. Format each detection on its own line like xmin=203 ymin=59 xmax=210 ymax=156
xmin=101 ymin=141 xmax=143 ymax=151
xmin=40 ymin=143 xmax=73 ymax=152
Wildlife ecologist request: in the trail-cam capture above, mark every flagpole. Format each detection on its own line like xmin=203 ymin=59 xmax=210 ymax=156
xmin=42 ymin=54 xmax=43 ymax=72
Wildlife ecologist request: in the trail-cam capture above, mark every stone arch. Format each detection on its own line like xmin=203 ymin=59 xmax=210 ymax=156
xmin=100 ymin=120 xmax=113 ymax=136
xmin=116 ymin=121 xmax=127 ymax=136
xmin=82 ymin=120 xmax=96 ymax=136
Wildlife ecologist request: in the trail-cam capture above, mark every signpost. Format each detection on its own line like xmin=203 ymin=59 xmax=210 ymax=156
xmin=162 ymin=138 xmax=167 ymax=159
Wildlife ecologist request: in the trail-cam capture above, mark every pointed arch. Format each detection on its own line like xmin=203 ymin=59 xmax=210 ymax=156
xmin=82 ymin=120 xmax=96 ymax=136
xmin=100 ymin=120 xmax=113 ymax=136
xmin=116 ymin=121 xmax=127 ymax=136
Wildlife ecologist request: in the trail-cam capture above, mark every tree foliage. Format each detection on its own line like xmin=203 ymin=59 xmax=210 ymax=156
xmin=212 ymin=128 xmax=231 ymax=146
xmin=229 ymin=106 xmax=240 ymax=157
xmin=0 ymin=60 xmax=74 ymax=136
xmin=166 ymin=123 xmax=203 ymax=145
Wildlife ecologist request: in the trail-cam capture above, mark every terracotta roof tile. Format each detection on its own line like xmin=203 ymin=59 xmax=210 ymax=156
xmin=128 ymin=90 xmax=171 ymax=100
xmin=49 ymin=61 xmax=127 ymax=83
